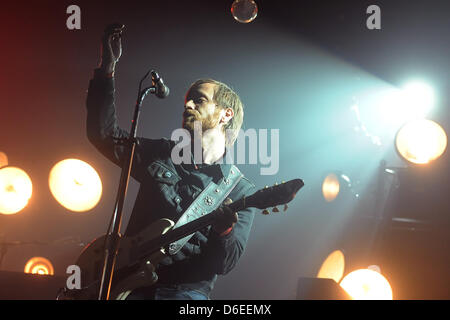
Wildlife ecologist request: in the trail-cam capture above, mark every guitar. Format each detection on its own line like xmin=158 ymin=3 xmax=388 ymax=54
xmin=59 ymin=179 xmax=304 ymax=300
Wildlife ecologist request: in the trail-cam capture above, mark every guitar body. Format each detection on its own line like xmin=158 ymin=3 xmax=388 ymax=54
xmin=66 ymin=218 xmax=175 ymax=300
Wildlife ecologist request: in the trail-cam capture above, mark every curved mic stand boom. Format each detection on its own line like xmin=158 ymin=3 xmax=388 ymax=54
xmin=97 ymin=69 xmax=163 ymax=300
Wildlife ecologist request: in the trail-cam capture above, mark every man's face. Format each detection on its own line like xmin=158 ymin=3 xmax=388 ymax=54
xmin=182 ymin=82 xmax=223 ymax=132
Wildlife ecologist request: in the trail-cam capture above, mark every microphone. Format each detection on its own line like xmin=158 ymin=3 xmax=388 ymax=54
xmin=151 ymin=70 xmax=170 ymax=99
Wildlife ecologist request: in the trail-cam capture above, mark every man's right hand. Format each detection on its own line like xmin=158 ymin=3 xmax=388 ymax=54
xmin=99 ymin=23 xmax=125 ymax=75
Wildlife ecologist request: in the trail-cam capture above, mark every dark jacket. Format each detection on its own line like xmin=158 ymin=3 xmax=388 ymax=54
xmin=85 ymin=70 xmax=256 ymax=296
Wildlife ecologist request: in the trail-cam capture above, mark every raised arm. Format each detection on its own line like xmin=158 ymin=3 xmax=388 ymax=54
xmin=86 ymin=24 xmax=169 ymax=182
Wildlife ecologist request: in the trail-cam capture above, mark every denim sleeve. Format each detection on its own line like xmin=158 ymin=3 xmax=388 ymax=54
xmin=85 ymin=70 xmax=170 ymax=182
xmin=202 ymin=178 xmax=256 ymax=275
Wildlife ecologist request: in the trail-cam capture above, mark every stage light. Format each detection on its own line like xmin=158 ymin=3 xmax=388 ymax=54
xmin=317 ymin=250 xmax=345 ymax=283
xmin=24 ymin=257 xmax=54 ymax=275
xmin=0 ymin=152 xmax=8 ymax=168
xmin=231 ymin=0 xmax=258 ymax=23
xmin=401 ymin=81 xmax=435 ymax=119
xmin=395 ymin=119 xmax=447 ymax=164
xmin=377 ymin=81 xmax=435 ymax=128
xmin=339 ymin=268 xmax=393 ymax=300
xmin=0 ymin=167 xmax=33 ymax=215
xmin=322 ymin=172 xmax=357 ymax=202
xmin=49 ymin=159 xmax=102 ymax=212
xmin=322 ymin=173 xmax=340 ymax=202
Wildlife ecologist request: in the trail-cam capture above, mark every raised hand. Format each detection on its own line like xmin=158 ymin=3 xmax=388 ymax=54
xmin=99 ymin=23 xmax=125 ymax=74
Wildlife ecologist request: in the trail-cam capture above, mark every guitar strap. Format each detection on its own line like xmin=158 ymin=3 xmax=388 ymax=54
xmin=167 ymin=164 xmax=243 ymax=255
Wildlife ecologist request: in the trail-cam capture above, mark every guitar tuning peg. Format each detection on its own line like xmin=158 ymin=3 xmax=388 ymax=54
xmin=272 ymin=207 xmax=280 ymax=213
xmin=283 ymin=204 xmax=288 ymax=212
xmin=282 ymin=180 xmax=285 ymax=184
xmin=262 ymin=209 xmax=270 ymax=215
xmin=274 ymin=182 xmax=278 ymax=186
xmin=264 ymin=185 xmax=269 ymax=189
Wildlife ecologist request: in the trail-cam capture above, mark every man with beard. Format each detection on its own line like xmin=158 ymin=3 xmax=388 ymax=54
xmin=85 ymin=24 xmax=256 ymax=300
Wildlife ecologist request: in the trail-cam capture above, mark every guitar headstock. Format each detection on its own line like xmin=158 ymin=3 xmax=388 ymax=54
xmin=244 ymin=179 xmax=304 ymax=214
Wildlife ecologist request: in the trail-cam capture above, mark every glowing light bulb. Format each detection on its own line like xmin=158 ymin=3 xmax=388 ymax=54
xmin=340 ymin=269 xmax=393 ymax=300
xmin=231 ymin=0 xmax=258 ymax=23
xmin=395 ymin=119 xmax=447 ymax=164
xmin=49 ymin=159 xmax=102 ymax=212
xmin=0 ymin=167 xmax=33 ymax=215
xmin=322 ymin=174 xmax=340 ymax=202
xmin=24 ymin=257 xmax=54 ymax=276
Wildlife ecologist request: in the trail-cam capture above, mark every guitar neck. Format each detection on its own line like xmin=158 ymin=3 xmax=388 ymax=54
xmin=133 ymin=209 xmax=219 ymax=261
xmin=134 ymin=199 xmax=247 ymax=262
xmin=160 ymin=210 xmax=220 ymax=247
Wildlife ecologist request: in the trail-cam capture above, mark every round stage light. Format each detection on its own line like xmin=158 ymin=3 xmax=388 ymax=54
xmin=322 ymin=173 xmax=355 ymax=202
xmin=322 ymin=174 xmax=340 ymax=202
xmin=24 ymin=257 xmax=54 ymax=275
xmin=49 ymin=159 xmax=102 ymax=212
xmin=317 ymin=250 xmax=345 ymax=283
xmin=231 ymin=0 xmax=258 ymax=23
xmin=395 ymin=119 xmax=447 ymax=164
xmin=340 ymin=269 xmax=393 ymax=300
xmin=0 ymin=167 xmax=33 ymax=215
xmin=0 ymin=152 xmax=8 ymax=168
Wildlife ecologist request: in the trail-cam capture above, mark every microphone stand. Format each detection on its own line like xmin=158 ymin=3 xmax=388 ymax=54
xmin=97 ymin=69 xmax=159 ymax=300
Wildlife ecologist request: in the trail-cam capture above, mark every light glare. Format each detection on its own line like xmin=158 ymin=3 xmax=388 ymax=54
xmin=0 ymin=167 xmax=33 ymax=215
xmin=340 ymin=269 xmax=393 ymax=300
xmin=322 ymin=174 xmax=340 ymax=202
xmin=378 ymin=81 xmax=435 ymax=127
xmin=402 ymin=81 xmax=435 ymax=118
xmin=24 ymin=257 xmax=54 ymax=276
xmin=49 ymin=159 xmax=102 ymax=212
xmin=317 ymin=250 xmax=345 ymax=283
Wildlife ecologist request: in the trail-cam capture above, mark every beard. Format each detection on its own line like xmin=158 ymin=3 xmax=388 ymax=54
xmin=182 ymin=108 xmax=222 ymax=132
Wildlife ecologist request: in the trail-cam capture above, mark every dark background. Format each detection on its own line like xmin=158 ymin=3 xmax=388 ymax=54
xmin=0 ymin=0 xmax=449 ymax=299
